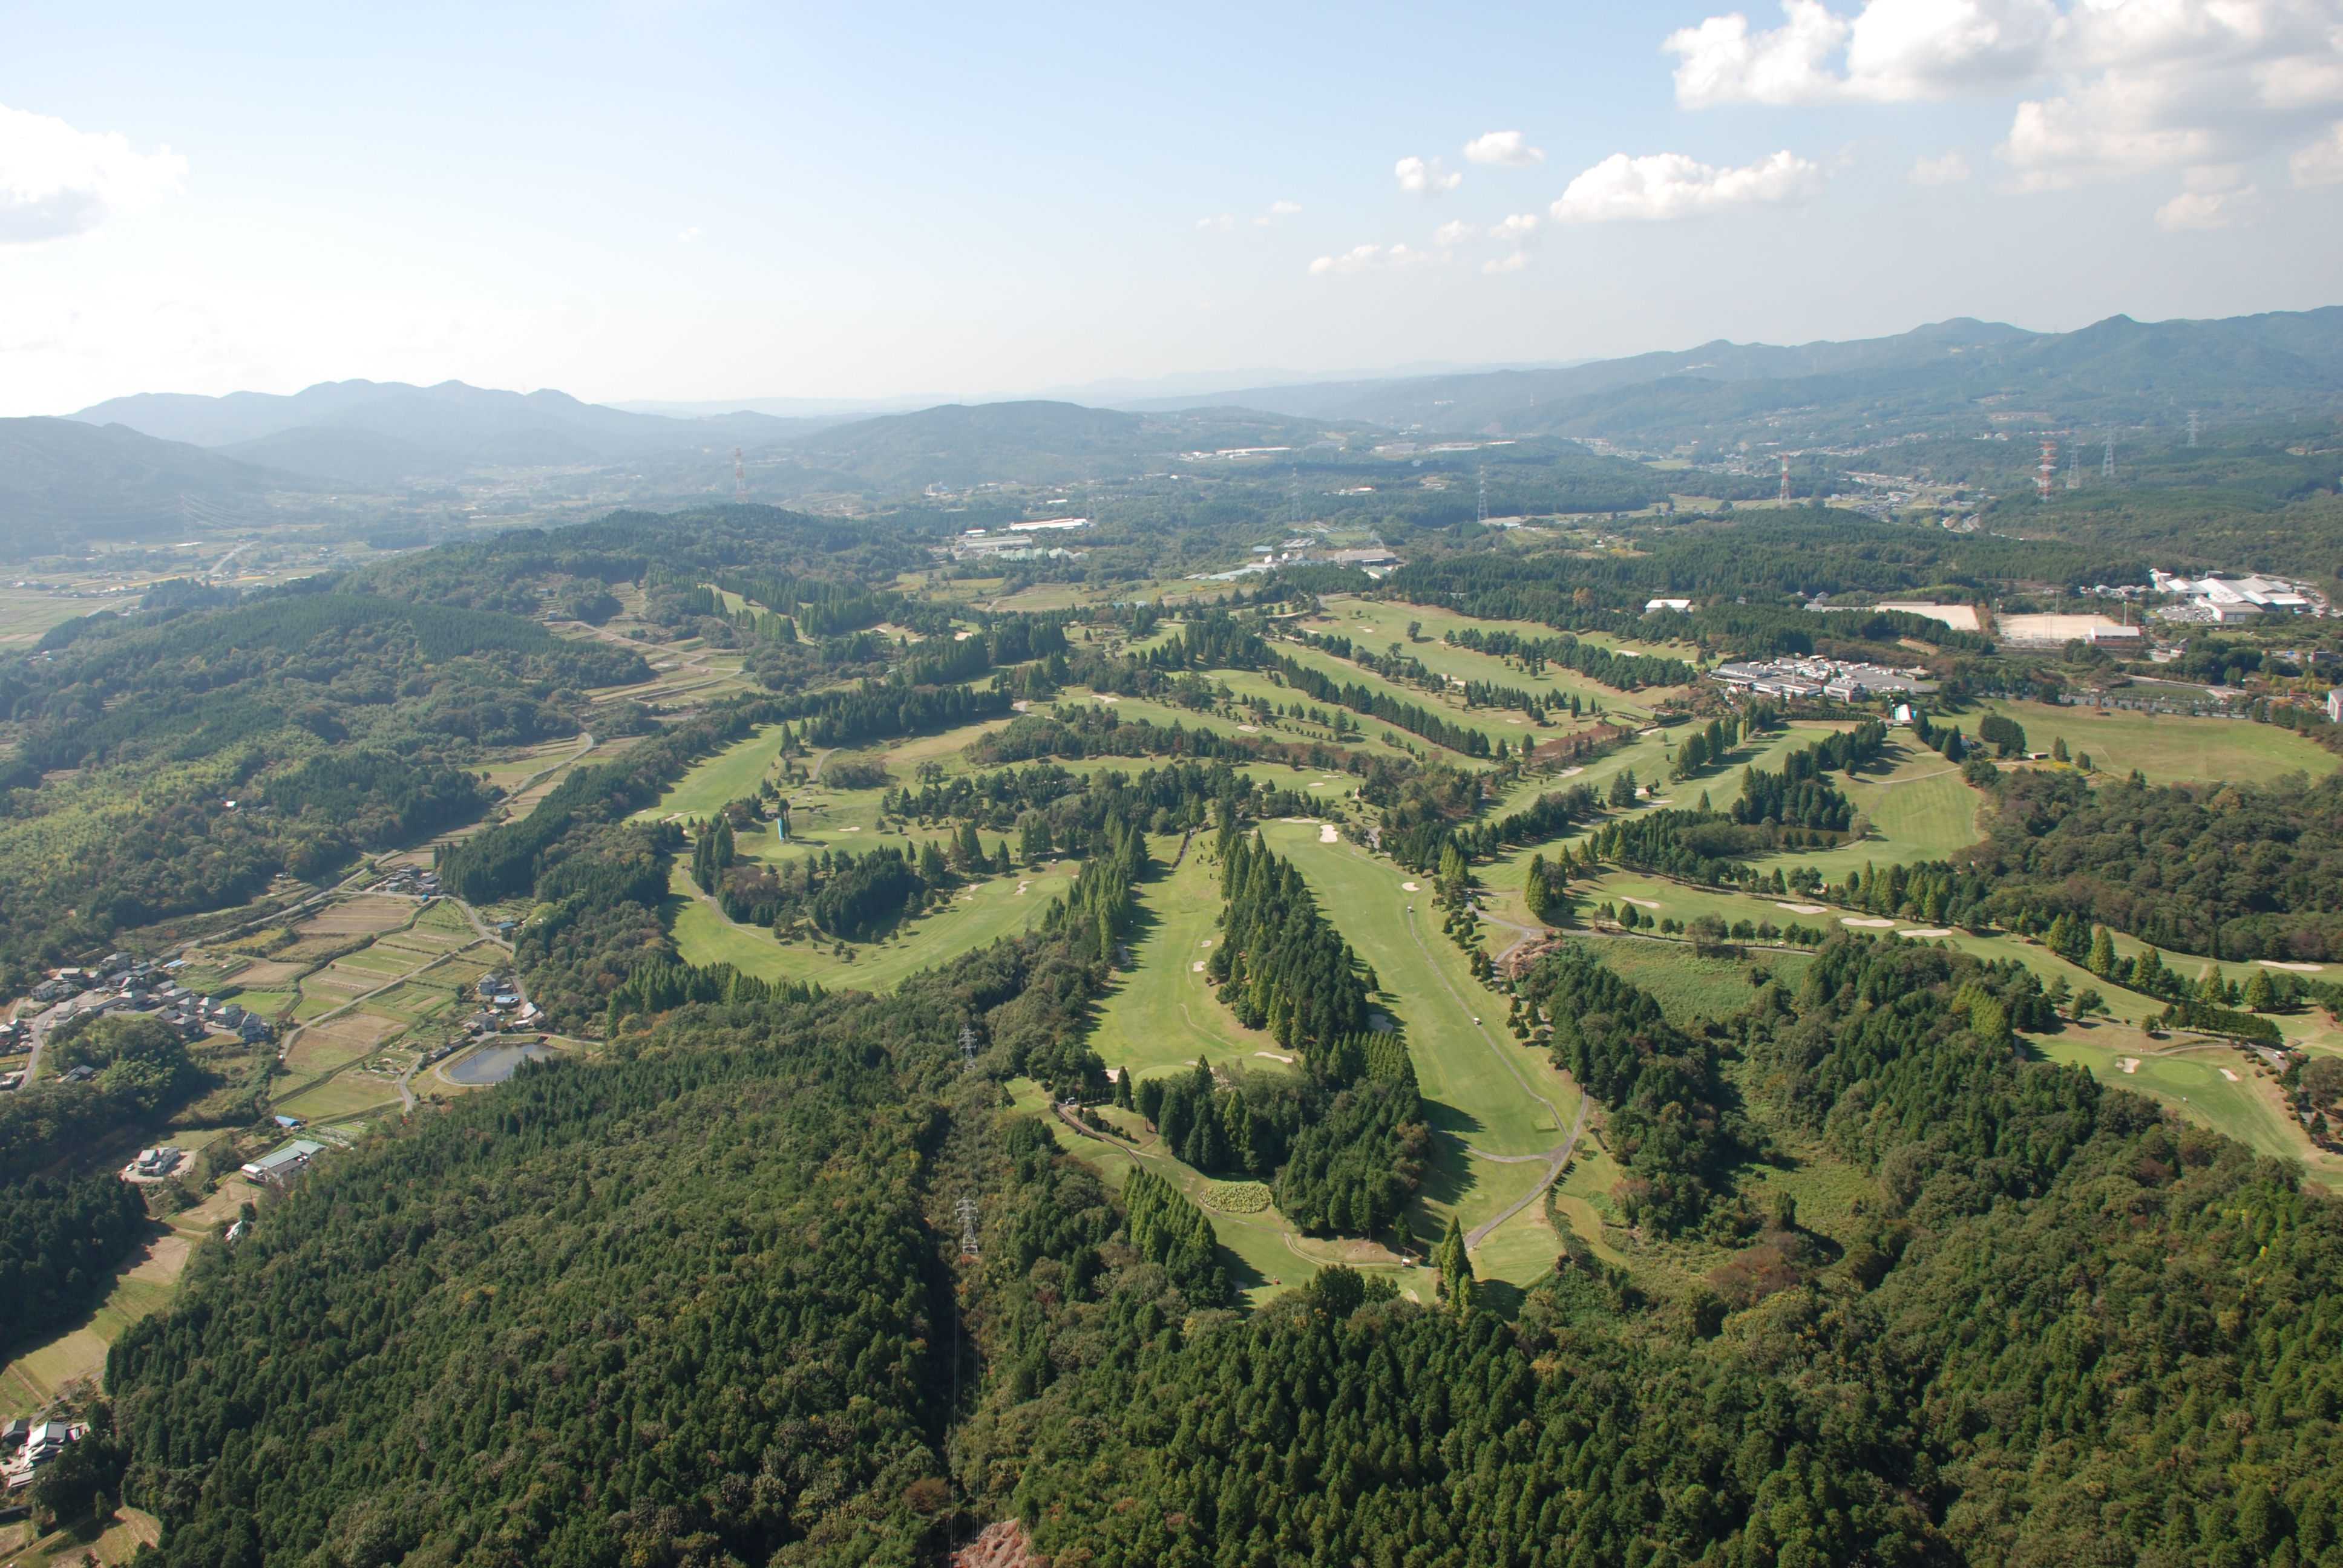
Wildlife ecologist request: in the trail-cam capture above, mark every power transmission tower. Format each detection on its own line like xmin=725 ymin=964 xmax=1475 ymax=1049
xmin=2187 ymin=410 xmax=2200 ymax=448
xmin=733 ymin=447 xmax=747 ymax=501
xmin=956 ymin=1196 xmax=980 ymax=1257
xmin=1477 ymin=467 xmax=1488 ymax=526
xmin=959 ymin=1023 xmax=977 ymax=1070
xmin=1290 ymin=467 xmax=1302 ymax=528
xmin=2066 ymin=445 xmax=2079 ymax=489
xmin=2103 ymin=431 xmax=2114 ymax=480
xmin=2037 ymin=439 xmax=2056 ymax=501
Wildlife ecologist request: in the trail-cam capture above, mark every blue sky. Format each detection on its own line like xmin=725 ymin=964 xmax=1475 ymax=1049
xmin=4 ymin=0 xmax=2341 ymax=414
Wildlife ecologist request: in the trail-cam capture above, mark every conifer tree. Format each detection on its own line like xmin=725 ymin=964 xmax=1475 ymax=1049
xmin=2244 ymin=966 xmax=2277 ymax=1012
xmin=1434 ymin=1214 xmax=1475 ymax=1315
xmin=2088 ymin=926 xmax=2117 ymax=978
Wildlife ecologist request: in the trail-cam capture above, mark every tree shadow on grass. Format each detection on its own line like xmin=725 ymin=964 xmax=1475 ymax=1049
xmin=1473 ymin=1277 xmax=1529 ymax=1321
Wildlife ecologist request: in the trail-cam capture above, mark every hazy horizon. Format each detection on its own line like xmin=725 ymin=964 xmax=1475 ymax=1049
xmin=7 ymin=2 xmax=2343 ymax=417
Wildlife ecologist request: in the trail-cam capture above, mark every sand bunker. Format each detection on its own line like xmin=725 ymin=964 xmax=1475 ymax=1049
xmin=1775 ymin=903 xmax=1827 ymax=915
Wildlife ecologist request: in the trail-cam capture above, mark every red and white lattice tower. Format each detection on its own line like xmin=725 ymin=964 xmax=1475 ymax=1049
xmin=2037 ymin=439 xmax=2056 ymax=501
xmin=733 ymin=446 xmax=747 ymax=501
xmin=1779 ymin=454 xmax=1791 ymax=503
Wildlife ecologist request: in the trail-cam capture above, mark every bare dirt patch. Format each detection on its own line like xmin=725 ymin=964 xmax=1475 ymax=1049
xmin=124 ymin=1235 xmax=192 ymax=1285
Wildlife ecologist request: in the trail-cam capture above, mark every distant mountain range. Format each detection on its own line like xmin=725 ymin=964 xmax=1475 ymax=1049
xmin=67 ymin=380 xmax=830 ymax=486
xmin=1121 ymin=310 xmax=2343 ymax=446
xmin=10 ymin=308 xmax=2334 ymax=559
xmin=0 ymin=418 xmax=286 ymax=556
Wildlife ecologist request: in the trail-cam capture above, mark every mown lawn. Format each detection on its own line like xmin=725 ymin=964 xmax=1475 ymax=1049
xmin=1974 ymin=697 xmax=2336 ymax=786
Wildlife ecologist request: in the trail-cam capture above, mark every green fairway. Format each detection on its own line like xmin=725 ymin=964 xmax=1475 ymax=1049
xmin=1254 ymin=822 xmax=1583 ymax=1279
xmin=1756 ymin=736 xmax=1988 ymax=884
xmin=670 ymin=858 xmax=1076 ymax=990
xmin=1078 ymin=817 xmax=1588 ymax=1285
xmin=1271 ymin=641 xmax=1636 ymax=758
xmin=1974 ymin=697 xmax=2336 ymax=786
xmin=1300 ymin=600 xmax=1692 ymax=719
xmin=2036 ymin=1028 xmax=2338 ymax=1184
xmin=1085 ymin=849 xmax=1268 ymax=1083
xmin=1473 ymin=721 xmax=1847 ymax=928
xmin=634 ymin=724 xmax=785 ymax=822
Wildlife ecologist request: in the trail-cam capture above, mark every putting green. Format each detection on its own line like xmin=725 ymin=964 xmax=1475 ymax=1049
xmin=2037 ymin=1030 xmax=2336 ymax=1184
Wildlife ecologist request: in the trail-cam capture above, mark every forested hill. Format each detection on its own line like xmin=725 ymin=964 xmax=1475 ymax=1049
xmin=0 ymin=586 xmax=649 ymax=983
xmin=93 ymin=914 xmax=2343 ymax=1567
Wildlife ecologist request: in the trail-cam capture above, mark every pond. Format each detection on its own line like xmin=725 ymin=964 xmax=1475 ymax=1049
xmin=446 ymin=1040 xmax=557 ymax=1085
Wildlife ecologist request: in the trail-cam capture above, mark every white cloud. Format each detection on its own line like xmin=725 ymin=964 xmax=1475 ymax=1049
xmin=1253 ymin=199 xmax=1303 ymax=226
xmin=1394 ymin=155 xmax=1462 ymax=196
xmin=1307 ymin=241 xmax=1440 ymax=275
xmin=1463 ymin=129 xmax=1545 ymax=166
xmin=676 ymin=225 xmax=704 ymax=244
xmin=1195 ymin=213 xmax=1236 ymax=232
xmin=1492 ymin=212 xmax=1541 ymax=241
xmin=2295 ymin=119 xmax=2343 ymax=183
xmin=2155 ymin=183 xmax=2261 ymax=227
xmin=0 ymin=102 xmax=186 ymax=245
xmin=1910 ymin=148 xmax=1973 ymax=183
xmin=1550 ymin=149 xmax=1823 ymax=221
xmin=1662 ymin=3 xmax=2343 ymax=193
xmin=1432 ymin=218 xmax=1479 ymax=246
xmin=1666 ymin=1 xmax=2057 ymax=106
xmin=1484 ymin=250 xmax=1533 ymax=273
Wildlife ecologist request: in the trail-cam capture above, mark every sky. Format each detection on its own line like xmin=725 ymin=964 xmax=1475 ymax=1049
xmin=4 ymin=0 xmax=2343 ymax=417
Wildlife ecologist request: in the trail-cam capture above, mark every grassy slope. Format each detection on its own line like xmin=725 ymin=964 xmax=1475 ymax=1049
xmin=669 ymin=858 xmax=1076 ymax=991
xmin=1975 ymin=697 xmax=2336 ymax=785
